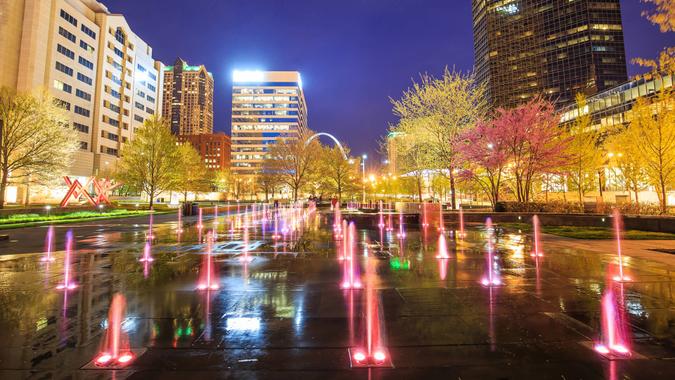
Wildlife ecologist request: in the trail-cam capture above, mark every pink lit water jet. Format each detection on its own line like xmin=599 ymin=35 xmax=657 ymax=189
xmin=197 ymin=232 xmax=219 ymax=290
xmin=272 ymin=212 xmax=280 ymax=240
xmin=458 ymin=207 xmax=465 ymax=239
xmin=386 ymin=209 xmax=393 ymax=232
xmin=612 ymin=209 xmax=631 ymax=282
xmin=177 ymin=207 xmax=184 ymax=234
xmin=351 ymin=245 xmax=390 ymax=367
xmin=396 ymin=212 xmax=406 ymax=239
xmin=438 ymin=202 xmax=445 ymax=232
xmin=480 ymin=218 xmax=501 ymax=287
xmin=436 ymin=233 xmax=450 ymax=259
xmin=56 ymin=230 xmax=77 ymax=290
xmin=146 ymin=214 xmax=155 ymax=241
xmin=42 ymin=226 xmax=56 ymax=262
xmin=438 ymin=257 xmax=448 ymax=281
xmin=94 ymin=293 xmax=134 ymax=367
xmin=341 ymin=222 xmax=362 ymax=289
xmin=594 ymin=287 xmax=631 ymax=357
xmin=531 ymin=215 xmax=544 ymax=257
xmin=421 ymin=202 xmax=429 ymax=227
xmin=196 ymin=207 xmax=204 ymax=230
xmin=139 ymin=241 xmax=154 ymax=262
xmin=213 ymin=205 xmax=219 ymax=226
xmin=240 ymin=221 xmax=253 ymax=263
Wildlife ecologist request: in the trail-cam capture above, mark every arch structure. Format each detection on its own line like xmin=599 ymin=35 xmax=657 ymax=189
xmin=305 ymin=132 xmax=348 ymax=160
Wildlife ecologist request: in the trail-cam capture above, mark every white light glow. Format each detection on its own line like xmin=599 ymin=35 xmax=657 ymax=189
xmin=226 ymin=317 xmax=261 ymax=331
xmin=233 ymin=70 xmax=265 ymax=83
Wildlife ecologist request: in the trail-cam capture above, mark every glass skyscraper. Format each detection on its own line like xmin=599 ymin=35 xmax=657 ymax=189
xmin=230 ymin=71 xmax=308 ymax=176
xmin=472 ymin=0 xmax=628 ymax=109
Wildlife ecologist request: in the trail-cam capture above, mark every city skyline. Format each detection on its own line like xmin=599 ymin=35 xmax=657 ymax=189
xmin=110 ymin=0 xmax=672 ymax=159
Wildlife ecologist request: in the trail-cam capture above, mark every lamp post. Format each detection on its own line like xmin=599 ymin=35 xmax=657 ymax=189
xmin=361 ymin=154 xmax=367 ymax=204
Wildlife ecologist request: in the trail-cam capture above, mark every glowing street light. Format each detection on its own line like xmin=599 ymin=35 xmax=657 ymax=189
xmin=361 ymin=154 xmax=368 ymax=203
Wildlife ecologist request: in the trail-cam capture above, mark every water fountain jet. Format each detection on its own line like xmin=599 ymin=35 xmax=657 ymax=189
xmin=56 ymin=230 xmax=77 ymax=290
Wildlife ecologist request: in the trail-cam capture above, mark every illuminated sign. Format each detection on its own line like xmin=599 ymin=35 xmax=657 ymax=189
xmin=496 ymin=3 xmax=519 ymax=15
xmin=233 ymin=70 xmax=265 ymax=83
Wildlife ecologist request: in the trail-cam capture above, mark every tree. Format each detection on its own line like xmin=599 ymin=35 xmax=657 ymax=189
xmin=117 ymin=116 xmax=179 ymax=209
xmin=174 ymin=144 xmax=211 ymax=202
xmin=562 ymin=95 xmax=605 ymax=208
xmin=214 ymin=168 xmax=232 ymax=195
xmin=0 ymin=88 xmax=78 ymax=208
xmin=391 ymin=67 xmax=487 ymax=209
xmin=641 ymin=0 xmax=675 ymax=32
xmin=455 ymin=119 xmax=510 ymax=210
xmin=265 ymin=131 xmax=321 ymax=201
xmin=492 ymin=98 xmax=569 ymax=203
xmin=316 ymin=144 xmax=358 ymax=202
xmin=256 ymin=171 xmax=281 ymax=202
xmin=623 ymin=91 xmax=675 ymax=213
xmin=635 ymin=1 xmax=675 ymax=73
xmin=606 ymin=132 xmax=649 ymax=209
xmin=389 ymin=119 xmax=435 ymax=201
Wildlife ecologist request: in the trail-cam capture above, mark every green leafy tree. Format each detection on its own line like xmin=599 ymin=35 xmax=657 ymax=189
xmin=117 ymin=116 xmax=179 ymax=209
xmin=606 ymin=132 xmax=649 ymax=209
xmin=623 ymin=91 xmax=675 ymax=213
xmin=0 ymin=88 xmax=78 ymax=208
xmin=316 ymin=144 xmax=358 ymax=202
xmin=265 ymin=131 xmax=321 ymax=201
xmin=391 ymin=67 xmax=487 ymax=209
xmin=174 ymin=143 xmax=211 ymax=202
xmin=562 ymin=95 xmax=605 ymax=208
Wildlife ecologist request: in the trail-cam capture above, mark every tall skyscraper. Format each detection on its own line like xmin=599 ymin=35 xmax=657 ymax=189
xmin=472 ymin=0 xmax=628 ymax=109
xmin=230 ymin=71 xmax=308 ymax=176
xmin=161 ymin=58 xmax=214 ymax=135
xmin=0 ymin=0 xmax=163 ymax=178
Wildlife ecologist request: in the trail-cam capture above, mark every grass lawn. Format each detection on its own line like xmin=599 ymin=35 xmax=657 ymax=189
xmin=0 ymin=209 xmax=169 ymax=230
xmin=501 ymin=223 xmax=675 ymax=240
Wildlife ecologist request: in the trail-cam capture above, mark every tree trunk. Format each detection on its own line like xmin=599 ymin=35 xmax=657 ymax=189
xmin=660 ymin=180 xmax=667 ymax=214
xmin=23 ymin=181 xmax=30 ymax=206
xmin=0 ymin=167 xmax=8 ymax=209
xmin=449 ymin=168 xmax=457 ymax=210
xmin=183 ymin=191 xmax=188 ymax=203
xmin=416 ymin=175 xmax=423 ymax=202
xmin=149 ymin=187 xmax=155 ymax=210
xmin=633 ymin=184 xmax=640 ymax=214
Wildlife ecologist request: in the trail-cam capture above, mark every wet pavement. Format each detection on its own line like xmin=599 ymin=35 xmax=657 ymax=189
xmin=0 ymin=207 xmax=673 ymax=379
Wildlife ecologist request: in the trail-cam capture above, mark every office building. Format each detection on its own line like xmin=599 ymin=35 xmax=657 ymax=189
xmin=0 ymin=0 xmax=163 ymax=179
xmin=560 ymin=73 xmax=674 ymax=130
xmin=230 ymin=71 xmax=308 ymax=176
xmin=472 ymin=0 xmax=628 ymax=109
xmin=162 ymin=58 xmax=214 ymax=135
xmin=178 ymin=133 xmax=231 ymax=171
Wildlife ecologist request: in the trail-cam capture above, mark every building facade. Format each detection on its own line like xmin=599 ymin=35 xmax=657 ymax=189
xmin=0 ymin=0 xmax=163 ymax=180
xmin=472 ymin=0 xmax=628 ymax=109
xmin=230 ymin=71 xmax=308 ymax=176
xmin=560 ymin=73 xmax=674 ymax=131
xmin=559 ymin=73 xmax=674 ymax=202
xmin=178 ymin=133 xmax=231 ymax=171
xmin=161 ymin=58 xmax=214 ymax=135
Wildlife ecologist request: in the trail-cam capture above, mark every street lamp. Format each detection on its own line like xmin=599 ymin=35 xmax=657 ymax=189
xmin=361 ymin=154 xmax=367 ymax=203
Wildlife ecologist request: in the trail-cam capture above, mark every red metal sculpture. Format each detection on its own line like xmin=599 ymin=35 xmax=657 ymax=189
xmin=60 ymin=177 xmax=121 ymax=207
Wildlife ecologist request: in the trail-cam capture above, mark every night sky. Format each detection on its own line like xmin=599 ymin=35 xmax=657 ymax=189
xmin=110 ymin=0 xmax=672 ymax=161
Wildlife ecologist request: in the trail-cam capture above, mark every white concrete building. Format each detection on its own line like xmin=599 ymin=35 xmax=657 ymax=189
xmin=0 ymin=0 xmax=163 ymax=198
xmin=230 ymin=71 xmax=308 ymax=176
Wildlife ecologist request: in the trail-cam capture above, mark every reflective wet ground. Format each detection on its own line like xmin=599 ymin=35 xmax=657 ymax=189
xmin=0 ymin=207 xmax=674 ymax=379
